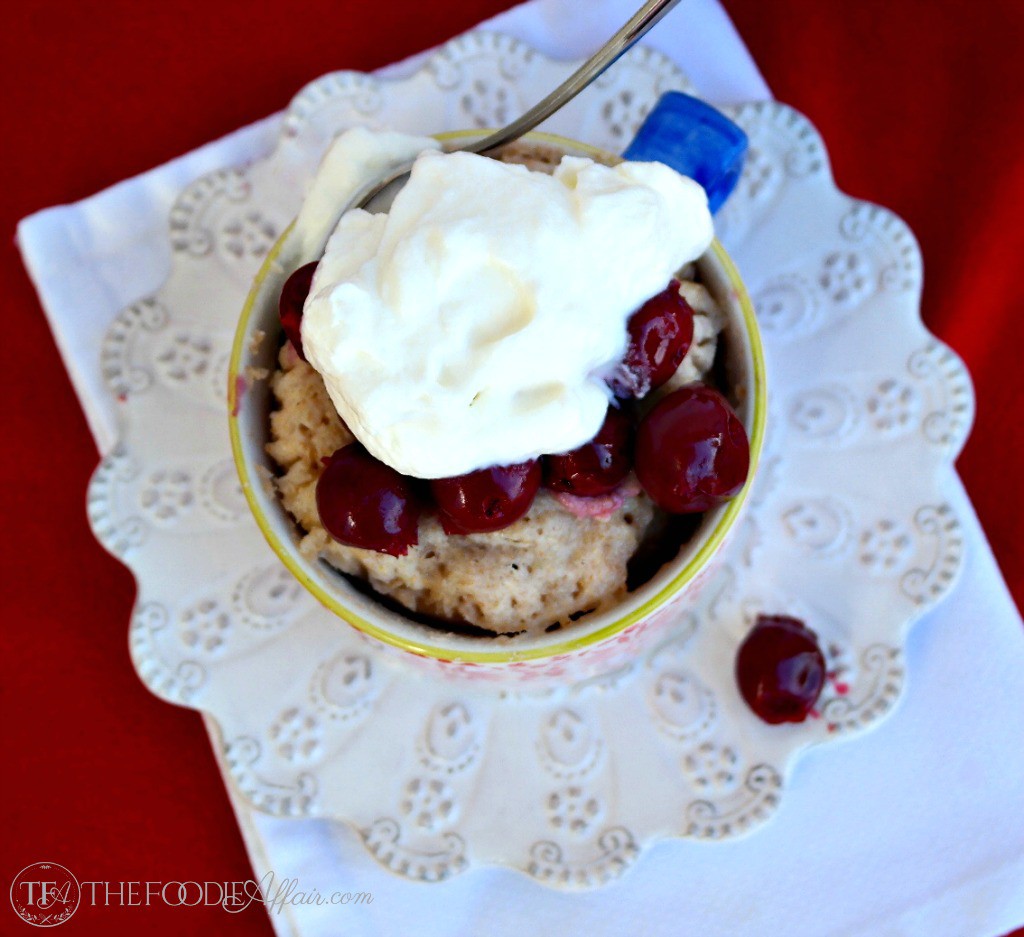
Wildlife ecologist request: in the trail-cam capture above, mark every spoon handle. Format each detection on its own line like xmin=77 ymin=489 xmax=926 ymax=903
xmin=466 ymin=0 xmax=684 ymax=156
xmin=341 ymin=0 xmax=685 ymax=225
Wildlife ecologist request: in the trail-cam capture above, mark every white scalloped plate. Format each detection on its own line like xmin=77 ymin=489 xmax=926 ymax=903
xmin=87 ymin=32 xmax=973 ymax=889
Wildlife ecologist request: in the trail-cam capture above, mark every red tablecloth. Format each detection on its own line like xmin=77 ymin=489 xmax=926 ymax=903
xmin=3 ymin=2 xmax=1022 ymax=934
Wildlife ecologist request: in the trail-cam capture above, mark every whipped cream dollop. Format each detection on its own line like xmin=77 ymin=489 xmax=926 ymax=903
xmin=301 ymin=129 xmax=714 ymax=479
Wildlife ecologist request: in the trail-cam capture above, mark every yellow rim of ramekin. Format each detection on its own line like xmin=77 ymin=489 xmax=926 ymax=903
xmin=228 ymin=130 xmax=767 ymax=664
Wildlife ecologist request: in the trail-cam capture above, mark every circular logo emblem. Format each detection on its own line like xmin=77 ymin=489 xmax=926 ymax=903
xmin=9 ymin=863 xmax=80 ymax=928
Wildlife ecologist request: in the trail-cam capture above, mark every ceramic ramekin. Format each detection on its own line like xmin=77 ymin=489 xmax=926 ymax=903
xmin=228 ymin=130 xmax=766 ymax=685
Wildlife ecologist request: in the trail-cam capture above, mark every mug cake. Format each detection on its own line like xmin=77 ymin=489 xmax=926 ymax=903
xmin=229 ymin=127 xmax=765 ymax=673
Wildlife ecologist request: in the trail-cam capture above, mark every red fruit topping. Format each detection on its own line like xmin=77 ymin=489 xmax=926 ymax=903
xmin=735 ymin=615 xmax=826 ymax=724
xmin=634 ymin=384 xmax=749 ymax=513
xmin=552 ymin=489 xmax=623 ymax=520
xmin=544 ymin=407 xmax=633 ymax=497
xmin=553 ymin=475 xmax=641 ymax=520
xmin=315 ymin=443 xmax=421 ymax=556
xmin=430 ymin=461 xmax=542 ymax=534
xmin=610 ymin=280 xmax=695 ymax=398
xmin=279 ymin=262 xmax=318 ymax=361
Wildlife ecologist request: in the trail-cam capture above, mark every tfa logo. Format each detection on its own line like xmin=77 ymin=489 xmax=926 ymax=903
xmin=9 ymin=863 xmax=80 ymax=928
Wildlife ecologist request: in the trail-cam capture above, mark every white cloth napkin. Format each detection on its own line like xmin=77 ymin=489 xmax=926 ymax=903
xmin=17 ymin=1 xmax=1024 ymax=935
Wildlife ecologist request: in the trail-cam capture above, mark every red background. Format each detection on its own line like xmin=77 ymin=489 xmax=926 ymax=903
xmin=2 ymin=1 xmax=1022 ymax=934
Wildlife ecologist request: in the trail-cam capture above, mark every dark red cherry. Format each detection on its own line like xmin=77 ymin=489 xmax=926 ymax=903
xmin=735 ymin=615 xmax=826 ymax=724
xmin=279 ymin=262 xmax=318 ymax=361
xmin=315 ymin=443 xmax=420 ymax=556
xmin=610 ymin=280 xmax=695 ymax=399
xmin=430 ymin=460 xmax=542 ymax=534
xmin=634 ymin=384 xmax=749 ymax=513
xmin=544 ymin=407 xmax=633 ymax=497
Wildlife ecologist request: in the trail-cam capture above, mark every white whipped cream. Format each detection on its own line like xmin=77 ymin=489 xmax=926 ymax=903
xmin=290 ymin=127 xmax=441 ymax=262
xmin=301 ymin=129 xmax=714 ymax=479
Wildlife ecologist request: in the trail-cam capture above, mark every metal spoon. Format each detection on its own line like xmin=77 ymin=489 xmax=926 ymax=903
xmin=339 ymin=0 xmax=682 ymax=222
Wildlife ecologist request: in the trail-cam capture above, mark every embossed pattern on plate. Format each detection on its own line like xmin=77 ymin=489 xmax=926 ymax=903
xmin=86 ymin=32 xmax=973 ymax=888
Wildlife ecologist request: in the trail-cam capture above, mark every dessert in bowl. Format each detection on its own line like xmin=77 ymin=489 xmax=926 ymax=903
xmin=229 ymin=128 xmax=765 ymax=682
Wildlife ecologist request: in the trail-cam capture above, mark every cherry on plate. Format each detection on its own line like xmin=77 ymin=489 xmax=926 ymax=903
xmin=634 ymin=384 xmax=749 ymax=513
xmin=544 ymin=406 xmax=633 ymax=497
xmin=431 ymin=461 xmax=542 ymax=534
xmin=279 ymin=262 xmax=318 ymax=361
xmin=609 ymin=280 xmax=694 ymax=399
xmin=316 ymin=443 xmax=421 ymax=556
xmin=735 ymin=615 xmax=826 ymax=725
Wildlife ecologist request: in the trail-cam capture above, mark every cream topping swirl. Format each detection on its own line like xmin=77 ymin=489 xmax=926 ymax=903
xmin=301 ymin=128 xmax=713 ymax=478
